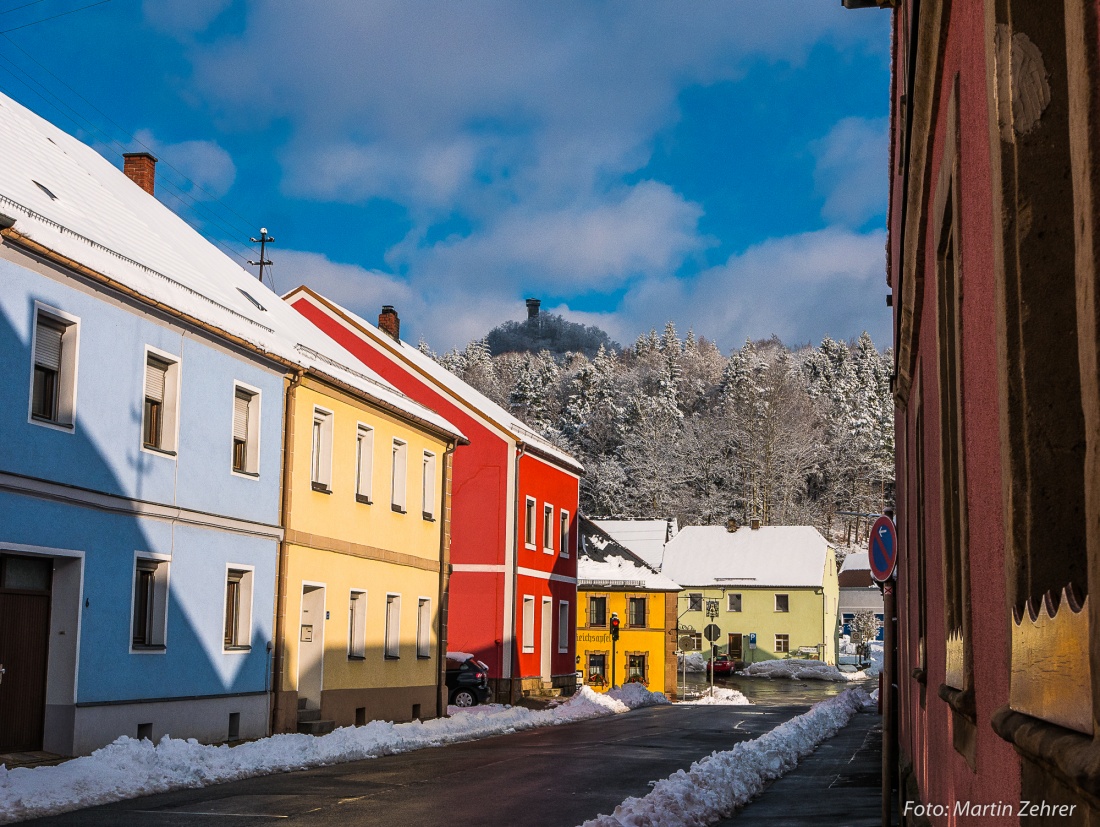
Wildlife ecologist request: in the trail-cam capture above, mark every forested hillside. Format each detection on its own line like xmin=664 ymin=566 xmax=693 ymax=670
xmin=422 ymin=325 xmax=894 ymax=546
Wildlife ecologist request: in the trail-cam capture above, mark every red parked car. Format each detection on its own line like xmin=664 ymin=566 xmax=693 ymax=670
xmin=706 ymin=656 xmax=736 ymax=677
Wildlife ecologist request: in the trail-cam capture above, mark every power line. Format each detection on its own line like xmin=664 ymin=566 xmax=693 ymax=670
xmin=0 ymin=1 xmax=50 ymax=17
xmin=0 ymin=0 xmax=110 ymax=34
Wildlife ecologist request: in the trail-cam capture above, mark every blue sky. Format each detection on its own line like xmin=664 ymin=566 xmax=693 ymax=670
xmin=0 ymin=0 xmax=892 ymax=352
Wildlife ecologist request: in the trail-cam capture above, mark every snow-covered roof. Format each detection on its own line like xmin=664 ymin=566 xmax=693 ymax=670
xmin=578 ymin=518 xmax=680 ymax=591
xmin=839 ymin=551 xmax=871 ymax=573
xmin=0 ymin=92 xmax=464 ymax=443
xmin=660 ymin=525 xmax=832 ymax=588
xmin=286 ymin=285 xmax=582 ymax=474
xmin=590 ymin=519 xmax=675 ymax=569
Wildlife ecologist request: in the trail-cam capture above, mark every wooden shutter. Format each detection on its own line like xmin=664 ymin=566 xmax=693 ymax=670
xmin=145 ymin=357 xmax=168 ymax=403
xmin=35 ymin=319 xmax=63 ymax=371
xmin=233 ymin=391 xmax=250 ymax=441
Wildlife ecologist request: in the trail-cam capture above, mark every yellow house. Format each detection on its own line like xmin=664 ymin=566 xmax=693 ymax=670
xmin=661 ymin=524 xmax=839 ymax=665
xmin=272 ymin=344 xmax=466 ymax=734
xmin=576 ymin=518 xmax=681 ymax=697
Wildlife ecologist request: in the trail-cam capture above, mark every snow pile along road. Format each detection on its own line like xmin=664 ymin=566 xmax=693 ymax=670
xmin=680 ymin=687 xmax=752 ymax=706
xmin=738 ymin=656 xmax=881 ymax=683
xmin=0 ymin=686 xmax=666 ymax=824
xmin=579 ymin=687 xmax=869 ymax=827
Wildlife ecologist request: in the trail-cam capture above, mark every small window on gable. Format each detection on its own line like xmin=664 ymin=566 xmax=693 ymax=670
xmin=688 ymin=593 xmax=703 ymax=612
xmin=30 ymin=307 xmax=78 ymax=429
xmin=356 ymin=425 xmax=374 ymax=504
xmin=728 ymin=593 xmax=742 ymax=612
xmin=560 ymin=510 xmax=571 ymax=558
xmin=232 ymin=386 xmax=260 ymax=476
xmin=142 ymin=351 xmax=179 ymax=454
xmin=774 ymin=594 xmax=789 ymax=613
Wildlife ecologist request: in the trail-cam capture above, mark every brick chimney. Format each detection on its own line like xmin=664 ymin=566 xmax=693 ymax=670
xmin=379 ymin=305 xmax=400 ymax=340
xmin=123 ymin=152 xmax=157 ymax=195
xmin=750 ymin=517 xmax=761 ymax=530
xmin=725 ymin=517 xmax=739 ymax=533
xmin=526 ymin=298 xmax=541 ymax=319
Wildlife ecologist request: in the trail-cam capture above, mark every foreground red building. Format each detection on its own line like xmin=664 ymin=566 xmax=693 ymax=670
xmin=886 ymin=0 xmax=1100 ymax=822
xmin=285 ymin=287 xmax=582 ymax=701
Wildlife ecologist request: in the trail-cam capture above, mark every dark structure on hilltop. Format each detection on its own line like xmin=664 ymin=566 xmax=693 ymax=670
xmin=486 ymin=298 xmax=619 ymax=358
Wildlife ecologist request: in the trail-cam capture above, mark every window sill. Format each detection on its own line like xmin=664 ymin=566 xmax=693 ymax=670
xmin=422 ymin=512 xmax=435 ymax=521
xmin=131 ymin=644 xmax=166 ymax=652
xmin=223 ymin=645 xmax=252 ymax=653
xmin=30 ymin=415 xmax=74 ymax=431
xmin=391 ymin=504 xmax=407 ymax=514
xmin=311 ymin=482 xmax=332 ymax=494
xmin=543 ymin=548 xmax=554 ymax=555
xmin=991 ymin=705 xmax=1100 ymax=802
xmin=417 ymin=654 xmax=431 ymax=660
xmin=142 ymin=444 xmax=177 ymax=457
xmin=356 ymin=494 xmax=372 ymax=505
xmin=348 ymin=654 xmax=366 ymax=661
xmin=384 ymin=654 xmax=400 ymax=660
xmin=524 ymin=543 xmax=537 ymax=551
xmin=522 ymin=647 xmax=535 ymax=654
xmin=232 ymin=469 xmax=260 ymax=479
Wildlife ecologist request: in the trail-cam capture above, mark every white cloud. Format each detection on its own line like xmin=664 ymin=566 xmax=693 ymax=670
xmin=133 ymin=129 xmax=237 ymax=200
xmin=811 ymin=116 xmax=889 ymax=227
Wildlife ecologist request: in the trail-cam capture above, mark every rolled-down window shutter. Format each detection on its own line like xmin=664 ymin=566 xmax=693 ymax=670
xmin=35 ymin=320 xmax=63 ymax=371
xmin=233 ymin=391 xmax=250 ymax=441
xmin=146 ymin=357 xmax=168 ymax=403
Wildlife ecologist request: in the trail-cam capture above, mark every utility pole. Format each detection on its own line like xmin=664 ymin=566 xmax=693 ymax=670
xmin=248 ymin=228 xmax=274 ymax=286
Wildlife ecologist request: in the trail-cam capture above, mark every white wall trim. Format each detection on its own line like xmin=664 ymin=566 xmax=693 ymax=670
xmin=451 ymin=564 xmax=507 ymax=573
xmin=517 ymin=566 xmax=577 ymax=584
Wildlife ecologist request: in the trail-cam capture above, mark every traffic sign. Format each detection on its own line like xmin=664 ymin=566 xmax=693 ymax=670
xmin=703 ymin=623 xmax=721 ymax=642
xmin=869 ymin=515 xmax=898 ymax=582
xmin=748 ymin=632 xmax=757 ymax=650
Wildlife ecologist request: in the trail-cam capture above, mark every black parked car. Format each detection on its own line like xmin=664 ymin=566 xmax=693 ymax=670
xmin=445 ymin=655 xmax=492 ymax=707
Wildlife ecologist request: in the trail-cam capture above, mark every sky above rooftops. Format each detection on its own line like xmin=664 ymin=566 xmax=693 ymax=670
xmin=0 ymin=0 xmax=891 ymax=352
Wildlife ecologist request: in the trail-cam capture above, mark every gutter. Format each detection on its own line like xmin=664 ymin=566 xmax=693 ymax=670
xmin=435 ymin=439 xmax=459 ymax=719
xmin=509 ymin=441 xmax=526 ymax=704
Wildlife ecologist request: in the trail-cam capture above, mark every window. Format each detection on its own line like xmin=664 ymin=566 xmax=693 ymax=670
xmin=348 ymin=590 xmax=366 ymax=659
xmin=775 ymin=634 xmax=790 ymax=654
xmin=727 ymin=593 xmax=742 ymax=612
xmin=231 ymin=385 xmax=260 ymax=475
xmin=774 ymin=594 xmax=789 ymax=612
xmin=522 ymin=596 xmax=535 ymax=652
xmin=627 ymin=653 xmax=647 ymax=684
xmin=543 ymin=504 xmax=554 ymax=552
xmin=588 ymin=595 xmax=607 ymax=627
xmin=142 ymin=351 xmax=179 ymax=454
xmin=131 ymin=555 xmax=169 ymax=650
xmin=685 ymin=631 xmax=702 ymax=652
xmin=417 ymin=598 xmax=431 ymax=658
xmin=525 ymin=497 xmax=537 ymax=547
xmin=627 ymin=596 xmax=647 ymax=627
xmin=560 ymin=510 xmax=571 ymax=558
xmin=688 ymin=593 xmax=703 ymax=612
xmin=587 ymin=653 xmax=607 ymax=686
xmin=223 ymin=567 xmax=253 ymax=650
xmin=356 ymin=425 xmax=374 ymax=503
xmin=391 ymin=440 xmax=407 ymax=512
xmin=384 ymin=594 xmax=401 ymax=658
xmin=422 ymin=451 xmax=437 ymax=520
xmin=29 ymin=306 xmax=78 ymax=428
xmin=558 ymin=601 xmax=570 ymax=653
xmin=311 ymin=408 xmax=333 ymax=491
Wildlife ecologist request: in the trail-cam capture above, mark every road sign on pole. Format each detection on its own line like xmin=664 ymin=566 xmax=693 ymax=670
xmin=869 ymin=515 xmax=898 ymax=582
xmin=748 ymin=632 xmax=757 ymax=650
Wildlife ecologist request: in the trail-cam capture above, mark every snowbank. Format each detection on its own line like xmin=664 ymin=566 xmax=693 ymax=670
xmin=679 ymin=687 xmax=752 ymax=706
xmin=678 ymin=652 xmax=706 ymax=673
xmin=0 ymin=686 xmax=666 ymax=824
xmin=579 ymin=688 xmax=869 ymax=827
xmin=738 ymin=660 xmax=858 ymax=682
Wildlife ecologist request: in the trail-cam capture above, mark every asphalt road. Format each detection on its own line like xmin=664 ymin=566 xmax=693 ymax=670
xmin=21 ymin=693 xmax=829 ymax=827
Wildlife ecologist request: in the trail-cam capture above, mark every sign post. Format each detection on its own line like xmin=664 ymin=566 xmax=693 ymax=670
xmin=869 ymin=515 xmax=898 ymax=583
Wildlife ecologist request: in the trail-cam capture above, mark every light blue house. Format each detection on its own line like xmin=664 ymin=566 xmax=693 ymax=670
xmin=0 ymin=92 xmax=387 ymax=756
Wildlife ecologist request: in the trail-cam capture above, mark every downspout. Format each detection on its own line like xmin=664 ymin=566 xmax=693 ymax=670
xmin=271 ymin=368 xmax=305 ymax=735
xmin=509 ymin=442 xmax=526 ymax=705
xmin=435 ymin=439 xmax=458 ymax=719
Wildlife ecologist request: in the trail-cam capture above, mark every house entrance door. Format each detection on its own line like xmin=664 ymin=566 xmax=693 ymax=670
xmin=728 ymin=633 xmax=743 ymax=661
xmin=0 ymin=554 xmax=53 ymax=753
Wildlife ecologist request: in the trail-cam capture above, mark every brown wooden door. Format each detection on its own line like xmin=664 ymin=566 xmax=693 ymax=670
xmin=728 ymin=633 xmax=742 ymax=661
xmin=0 ymin=556 xmax=53 ymax=753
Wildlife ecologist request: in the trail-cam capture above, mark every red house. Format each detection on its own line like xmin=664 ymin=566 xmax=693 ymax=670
xmin=285 ymin=287 xmax=583 ymax=701
xmin=884 ymin=0 xmax=1100 ymax=822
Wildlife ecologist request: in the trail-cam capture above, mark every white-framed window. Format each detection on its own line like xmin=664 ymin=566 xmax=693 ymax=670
xmin=348 ymin=589 xmax=367 ymax=659
xmin=141 ymin=347 xmax=180 ymax=455
xmin=543 ymin=503 xmax=554 ymax=553
xmin=775 ymin=634 xmax=790 ymax=654
xmin=422 ymin=451 xmax=437 ymax=520
xmin=28 ymin=303 xmax=79 ymax=430
xmin=311 ymin=407 xmax=334 ymax=492
xmin=524 ymin=497 xmax=537 ymax=548
xmin=416 ymin=597 xmax=431 ymax=658
xmin=774 ymin=593 xmax=789 ymax=613
xmin=727 ymin=593 xmax=742 ymax=612
xmin=391 ymin=440 xmax=407 ymax=513
xmin=355 ymin=424 xmax=374 ymax=504
xmin=223 ymin=566 xmax=254 ymax=651
xmin=558 ymin=600 xmax=570 ymax=653
xmin=231 ymin=383 xmax=261 ymax=476
xmin=559 ymin=510 xmax=571 ymax=558
xmin=130 ymin=552 xmax=170 ymax=652
xmin=688 ymin=592 xmax=703 ymax=612
xmin=522 ymin=595 xmax=535 ymax=652
xmin=384 ymin=593 xmax=401 ymax=658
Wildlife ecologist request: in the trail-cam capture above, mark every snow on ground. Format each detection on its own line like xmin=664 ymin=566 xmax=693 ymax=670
xmin=444 ymin=650 xmax=476 ymax=662
xmin=678 ymin=651 xmax=706 ymax=673
xmin=578 ymin=688 xmax=870 ymax=827
xmin=0 ymin=686 xmax=667 ymax=824
xmin=678 ymin=687 xmax=752 ymax=706
xmin=741 ymin=642 xmax=885 ymax=683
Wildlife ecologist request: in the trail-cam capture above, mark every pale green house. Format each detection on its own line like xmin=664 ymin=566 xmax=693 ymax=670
xmin=661 ymin=524 xmax=840 ymax=665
